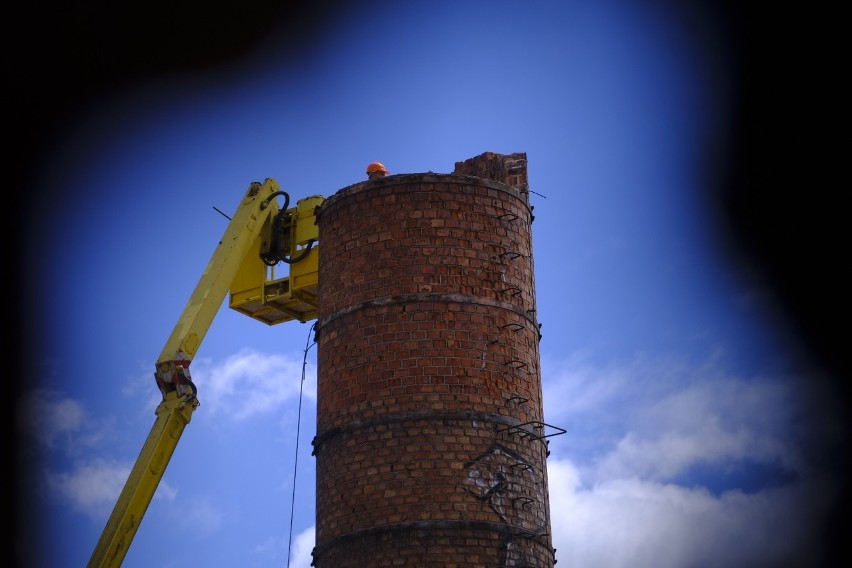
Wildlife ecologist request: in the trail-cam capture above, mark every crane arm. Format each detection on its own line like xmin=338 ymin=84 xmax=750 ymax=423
xmin=153 ymin=178 xmax=287 ymax=399
xmin=88 ymin=178 xmax=322 ymax=568
xmin=85 ymin=390 xmax=197 ymax=568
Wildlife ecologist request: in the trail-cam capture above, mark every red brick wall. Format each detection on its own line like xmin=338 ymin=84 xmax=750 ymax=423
xmin=313 ymin=156 xmax=554 ymax=567
xmin=453 ymin=151 xmax=529 ymax=193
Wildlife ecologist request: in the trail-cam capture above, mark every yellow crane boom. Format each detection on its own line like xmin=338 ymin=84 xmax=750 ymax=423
xmin=87 ymin=179 xmax=322 ymax=568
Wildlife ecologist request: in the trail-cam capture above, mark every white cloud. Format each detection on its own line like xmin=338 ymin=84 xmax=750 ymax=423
xmin=17 ymin=388 xmax=99 ymax=452
xmin=540 ymin=352 xmax=845 ymax=567
xmin=193 ymin=348 xmax=316 ymax=420
xmin=542 ymin=353 xmax=829 ymax=483
xmin=46 ymin=459 xmax=129 ymax=519
xmin=289 ymin=526 xmax=315 ymax=568
xmin=589 ymin=374 xmax=800 ymax=482
xmin=17 ymin=385 xmax=190 ymax=533
xmin=547 ymin=459 xmax=837 ymax=568
xmin=25 ymin=348 xmax=314 ymax=532
xmin=170 ymin=495 xmax=224 ymax=538
xmin=45 ymin=458 xmax=177 ymax=520
xmin=250 ymin=525 xmax=315 ymax=568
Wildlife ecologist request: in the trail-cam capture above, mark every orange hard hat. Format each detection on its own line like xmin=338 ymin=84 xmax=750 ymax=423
xmin=366 ymin=161 xmax=389 ymax=175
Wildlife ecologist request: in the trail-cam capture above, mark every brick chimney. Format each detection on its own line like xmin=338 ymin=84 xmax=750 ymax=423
xmin=312 ymin=152 xmax=557 ymax=567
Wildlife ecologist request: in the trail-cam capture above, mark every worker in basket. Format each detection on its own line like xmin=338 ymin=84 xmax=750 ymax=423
xmin=367 ymin=161 xmax=390 ymax=180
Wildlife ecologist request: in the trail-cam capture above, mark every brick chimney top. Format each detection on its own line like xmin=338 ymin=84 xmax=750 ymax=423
xmin=453 ymin=151 xmax=528 ymax=192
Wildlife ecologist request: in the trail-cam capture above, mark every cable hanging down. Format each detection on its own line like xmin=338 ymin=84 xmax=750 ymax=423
xmin=287 ymin=321 xmax=317 ymax=568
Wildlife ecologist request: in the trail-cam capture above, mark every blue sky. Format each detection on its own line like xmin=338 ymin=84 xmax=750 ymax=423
xmin=17 ymin=2 xmax=847 ymax=567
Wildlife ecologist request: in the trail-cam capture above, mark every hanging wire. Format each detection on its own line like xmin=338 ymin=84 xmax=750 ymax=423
xmin=287 ymin=321 xmax=317 ymax=567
